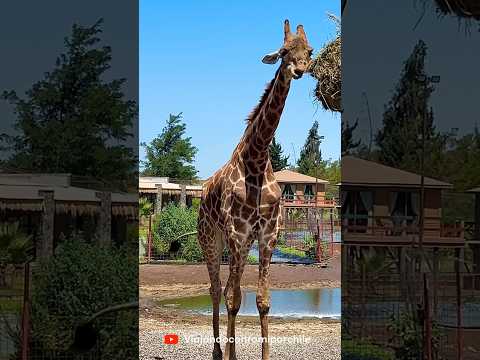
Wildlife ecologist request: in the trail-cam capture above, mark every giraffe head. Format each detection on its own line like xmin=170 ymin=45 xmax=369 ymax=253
xmin=262 ymin=19 xmax=313 ymax=79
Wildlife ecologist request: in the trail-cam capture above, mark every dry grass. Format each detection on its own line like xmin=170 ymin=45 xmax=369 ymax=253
xmin=309 ymin=14 xmax=341 ymax=112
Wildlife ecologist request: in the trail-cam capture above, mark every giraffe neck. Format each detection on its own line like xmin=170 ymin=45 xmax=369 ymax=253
xmin=241 ymin=64 xmax=292 ymax=170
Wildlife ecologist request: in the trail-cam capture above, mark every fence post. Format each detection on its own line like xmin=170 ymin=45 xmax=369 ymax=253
xmin=147 ymin=214 xmax=152 ymax=263
xmin=21 ymin=262 xmax=31 ymax=360
xmin=316 ymin=233 xmax=322 ymax=263
xmin=330 ymin=210 xmax=334 ymax=257
xmin=424 ymin=273 xmax=432 ymax=360
xmin=456 ymin=247 xmax=464 ymax=360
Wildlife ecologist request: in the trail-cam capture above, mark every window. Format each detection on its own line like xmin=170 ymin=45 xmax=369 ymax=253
xmin=304 ymin=184 xmax=315 ymax=200
xmin=390 ymin=191 xmax=419 ymax=226
xmin=282 ymin=184 xmax=295 ymax=200
xmin=342 ymin=190 xmax=373 ymax=233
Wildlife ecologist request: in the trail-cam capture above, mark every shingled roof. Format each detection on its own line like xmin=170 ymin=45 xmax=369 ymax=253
xmin=274 ymin=170 xmax=329 ymax=184
xmin=341 ymin=156 xmax=452 ymax=189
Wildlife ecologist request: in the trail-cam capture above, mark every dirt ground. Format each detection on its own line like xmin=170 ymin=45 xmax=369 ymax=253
xmin=140 ymin=248 xmax=341 ymax=301
xmin=139 ymin=253 xmax=341 ymax=359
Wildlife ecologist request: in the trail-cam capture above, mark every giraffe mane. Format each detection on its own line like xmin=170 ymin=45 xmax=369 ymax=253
xmin=245 ymin=68 xmax=280 ymax=126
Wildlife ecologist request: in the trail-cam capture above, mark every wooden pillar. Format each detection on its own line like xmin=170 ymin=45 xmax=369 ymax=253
xmin=180 ymin=184 xmax=187 ymax=208
xmin=155 ymin=184 xmax=163 ymax=214
xmin=38 ymin=190 xmax=54 ymax=259
xmin=95 ymin=191 xmax=111 ymax=246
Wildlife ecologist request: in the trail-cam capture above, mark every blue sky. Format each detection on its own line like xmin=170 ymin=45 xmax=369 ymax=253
xmin=140 ymin=1 xmax=340 ymax=179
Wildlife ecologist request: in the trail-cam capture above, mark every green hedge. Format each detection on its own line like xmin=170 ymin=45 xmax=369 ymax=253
xmin=342 ymin=340 xmax=394 ymax=360
xmin=152 ymin=204 xmax=202 ymax=262
xmin=30 ymin=236 xmax=137 ymax=359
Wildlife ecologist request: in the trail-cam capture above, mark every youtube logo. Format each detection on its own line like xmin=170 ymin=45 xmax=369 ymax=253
xmin=163 ymin=334 xmax=179 ymax=345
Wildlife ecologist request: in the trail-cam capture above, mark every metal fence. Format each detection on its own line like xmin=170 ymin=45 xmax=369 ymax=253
xmin=140 ymin=213 xmax=339 ymax=265
xmin=342 ymin=245 xmax=480 ymax=360
xmin=0 ymin=263 xmax=138 ymax=360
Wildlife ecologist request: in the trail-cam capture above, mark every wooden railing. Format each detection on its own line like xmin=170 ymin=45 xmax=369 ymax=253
xmin=342 ymin=215 xmax=465 ymax=244
xmin=280 ymin=194 xmax=337 ymax=207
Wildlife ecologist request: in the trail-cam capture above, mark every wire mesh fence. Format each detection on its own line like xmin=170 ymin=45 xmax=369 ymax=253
xmin=140 ymin=213 xmax=339 ymax=265
xmin=342 ymin=244 xmax=480 ymax=360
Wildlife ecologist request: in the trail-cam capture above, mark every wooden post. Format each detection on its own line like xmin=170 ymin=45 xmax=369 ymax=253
xmin=330 ymin=210 xmax=334 ymax=257
xmin=433 ymin=247 xmax=439 ymax=318
xmin=455 ymin=248 xmax=464 ymax=360
xmin=155 ymin=184 xmax=163 ymax=214
xmin=21 ymin=263 xmax=31 ymax=360
xmin=147 ymin=215 xmax=152 ymax=263
xmin=38 ymin=190 xmax=55 ymax=259
xmin=424 ymin=273 xmax=432 ymax=360
xmin=180 ymin=184 xmax=187 ymax=208
xmin=95 ymin=191 xmax=112 ymax=246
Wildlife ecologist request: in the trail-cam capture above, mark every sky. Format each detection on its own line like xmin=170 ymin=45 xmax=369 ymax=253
xmin=342 ymin=0 xmax=480 ymax=145
xmin=140 ymin=0 xmax=341 ymax=179
xmin=0 ymin=1 xmax=138 ymax=157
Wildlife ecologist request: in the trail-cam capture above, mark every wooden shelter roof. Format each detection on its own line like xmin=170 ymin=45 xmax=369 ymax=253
xmin=0 ymin=173 xmax=137 ymax=217
xmin=340 ymin=156 xmax=452 ymax=189
xmin=273 ymin=170 xmax=328 ymax=184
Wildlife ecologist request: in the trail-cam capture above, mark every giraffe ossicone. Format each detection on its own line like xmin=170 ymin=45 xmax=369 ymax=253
xmin=197 ymin=19 xmax=313 ymax=360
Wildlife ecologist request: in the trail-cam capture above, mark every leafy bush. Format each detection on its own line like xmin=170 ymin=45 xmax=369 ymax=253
xmin=30 ymin=236 xmax=137 ymax=359
xmin=152 ymin=204 xmax=201 ymax=260
xmin=387 ymin=312 xmax=422 ymax=359
xmin=342 ymin=339 xmax=394 ymax=360
xmin=180 ymin=234 xmax=204 ymax=262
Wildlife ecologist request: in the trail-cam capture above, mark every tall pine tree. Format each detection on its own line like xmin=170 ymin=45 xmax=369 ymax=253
xmin=269 ymin=137 xmax=289 ymax=172
xmin=141 ymin=113 xmax=198 ymax=180
xmin=297 ymin=120 xmax=324 ymax=175
xmin=375 ymin=40 xmax=443 ymax=174
xmin=1 ymin=20 xmax=136 ymax=190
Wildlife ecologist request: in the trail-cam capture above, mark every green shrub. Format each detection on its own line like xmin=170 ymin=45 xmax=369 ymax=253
xmin=247 ymin=255 xmax=258 ymax=264
xmin=342 ymin=339 xmax=394 ymax=360
xmin=180 ymin=234 xmax=204 ymax=262
xmin=277 ymin=245 xmax=306 ymax=258
xmin=153 ymin=204 xmax=201 ymax=260
xmin=30 ymin=236 xmax=137 ymax=359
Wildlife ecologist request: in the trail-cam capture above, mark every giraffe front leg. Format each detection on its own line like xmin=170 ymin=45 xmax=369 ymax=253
xmin=257 ymin=232 xmax=275 ymax=360
xmin=224 ymin=260 xmax=245 ymax=360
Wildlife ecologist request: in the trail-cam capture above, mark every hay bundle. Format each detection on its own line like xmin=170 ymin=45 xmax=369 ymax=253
xmin=309 ymin=15 xmax=341 ymax=112
xmin=434 ymin=0 xmax=480 ymax=20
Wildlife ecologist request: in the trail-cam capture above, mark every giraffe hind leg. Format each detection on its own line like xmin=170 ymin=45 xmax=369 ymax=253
xmin=201 ymin=229 xmax=223 ymax=360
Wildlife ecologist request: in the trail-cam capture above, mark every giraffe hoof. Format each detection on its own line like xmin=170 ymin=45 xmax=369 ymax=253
xmin=212 ymin=347 xmax=223 ymax=360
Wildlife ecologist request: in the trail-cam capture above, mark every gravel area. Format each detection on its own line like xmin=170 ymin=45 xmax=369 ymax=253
xmin=139 ymin=319 xmax=340 ymax=360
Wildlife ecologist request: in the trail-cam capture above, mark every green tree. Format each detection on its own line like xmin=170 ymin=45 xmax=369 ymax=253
xmin=375 ymin=40 xmax=445 ymax=175
xmin=1 ymin=20 xmax=136 ymax=190
xmin=269 ymin=136 xmax=289 ymax=171
xmin=297 ymin=120 xmax=324 ymax=175
xmin=342 ymin=119 xmax=361 ymax=155
xmin=141 ymin=113 xmax=198 ymax=180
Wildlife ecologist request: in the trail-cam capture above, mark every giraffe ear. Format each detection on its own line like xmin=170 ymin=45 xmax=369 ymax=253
xmin=262 ymin=51 xmax=280 ymax=64
xmin=262 ymin=48 xmax=287 ymax=64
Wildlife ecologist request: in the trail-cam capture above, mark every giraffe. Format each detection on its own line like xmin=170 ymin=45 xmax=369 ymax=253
xmin=197 ymin=20 xmax=313 ymax=360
